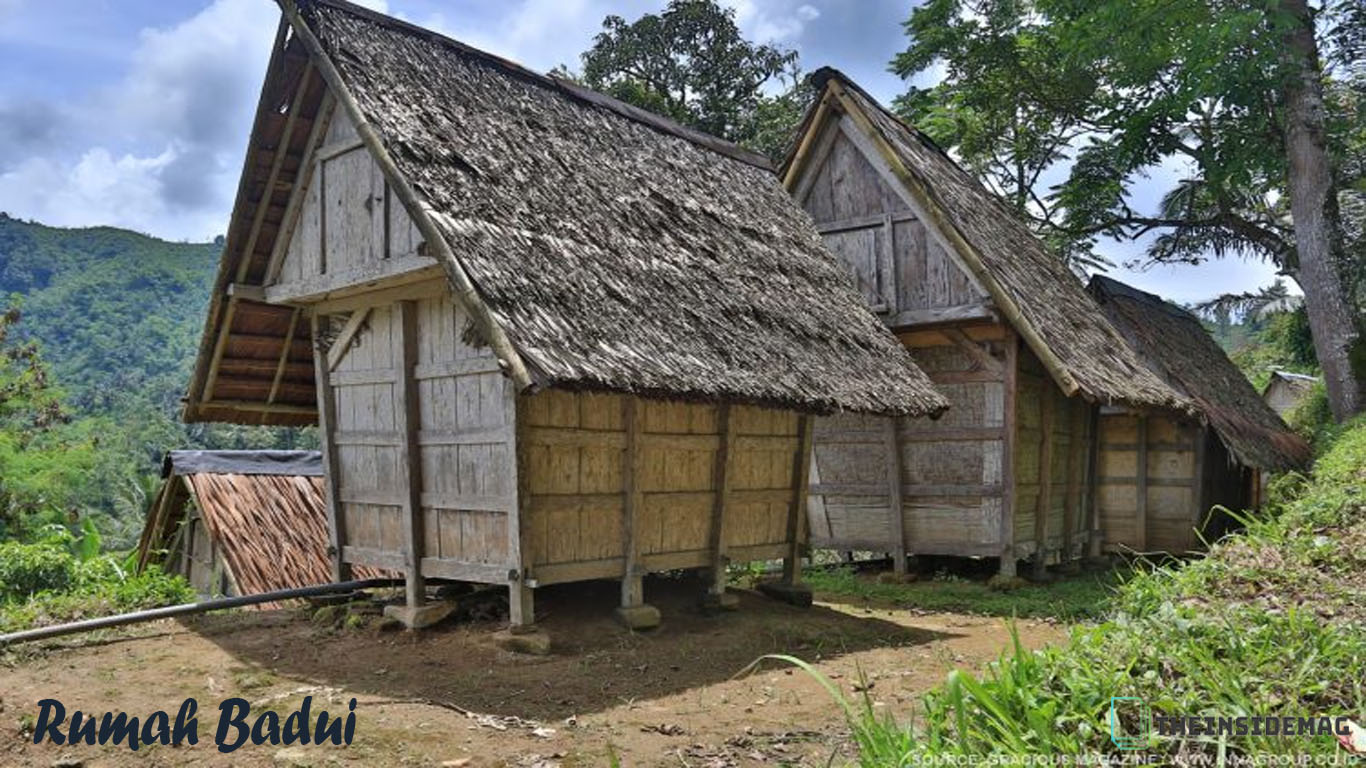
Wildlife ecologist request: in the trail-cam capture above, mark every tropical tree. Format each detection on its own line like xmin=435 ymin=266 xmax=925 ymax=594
xmin=567 ymin=0 xmax=809 ymax=163
xmin=893 ymin=0 xmax=1366 ymax=419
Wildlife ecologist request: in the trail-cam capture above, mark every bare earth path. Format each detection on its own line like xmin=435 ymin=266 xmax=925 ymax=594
xmin=0 ymin=579 xmax=1064 ymax=767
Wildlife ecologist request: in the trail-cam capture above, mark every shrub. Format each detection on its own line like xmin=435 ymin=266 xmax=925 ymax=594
xmin=0 ymin=540 xmax=77 ymax=600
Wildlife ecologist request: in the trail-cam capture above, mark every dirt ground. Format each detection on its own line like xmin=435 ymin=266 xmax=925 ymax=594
xmin=0 ymin=576 xmax=1064 ymax=767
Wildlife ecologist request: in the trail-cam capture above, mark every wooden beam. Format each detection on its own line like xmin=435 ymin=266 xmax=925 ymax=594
xmin=311 ymin=312 xmax=350 ymax=582
xmin=942 ymin=327 xmax=1004 ymax=374
xmin=885 ymin=415 xmax=908 ymax=575
xmin=236 ymin=65 xmax=313 ymax=284
xmin=201 ymin=299 xmax=238 ymax=404
xmin=782 ymin=415 xmax=815 ymax=584
xmin=1193 ymin=426 xmax=1209 ymax=530
xmin=326 ymin=307 xmax=371 ymax=371
xmin=266 ymin=93 xmax=335 ymax=287
xmin=886 ymin=302 xmax=996 ymax=330
xmin=782 ymin=91 xmax=836 ymax=190
xmin=395 ymin=301 xmax=425 ymax=609
xmin=267 ymin=308 xmax=302 ymax=405
xmin=999 ymin=327 xmax=1019 ymax=577
xmin=1032 ymin=388 xmax=1056 ymax=578
xmin=227 ymin=283 xmax=267 ymax=302
xmin=1136 ymin=416 xmax=1149 ymax=551
xmin=621 ymin=397 xmax=645 ymax=608
xmin=815 ymin=210 xmax=920 ymax=235
xmin=1085 ymin=407 xmax=1102 ymax=557
xmin=199 ymin=399 xmax=316 ymax=416
xmin=706 ymin=404 xmax=736 ymax=597
xmin=266 ymin=254 xmax=441 ymax=306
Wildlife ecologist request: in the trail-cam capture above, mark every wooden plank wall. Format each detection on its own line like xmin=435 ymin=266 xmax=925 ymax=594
xmin=326 ymin=292 xmax=515 ymax=582
xmin=521 ymin=391 xmax=801 ymax=585
xmin=1013 ymin=346 xmax=1094 ymax=562
xmin=1096 ymin=414 xmax=1202 ymax=553
xmin=799 ymin=128 xmax=988 ymax=319
xmin=275 ymin=111 xmax=427 ymax=288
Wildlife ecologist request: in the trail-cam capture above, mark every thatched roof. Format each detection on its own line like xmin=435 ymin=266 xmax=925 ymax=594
xmin=1089 ymin=277 xmax=1311 ymax=471
xmin=181 ymin=1 xmax=947 ymax=425
xmin=784 ymin=69 xmax=1193 ymax=414
xmin=137 ymin=451 xmax=389 ymax=594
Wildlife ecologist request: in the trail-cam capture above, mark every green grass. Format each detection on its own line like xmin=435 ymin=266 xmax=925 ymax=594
xmin=804 ymin=565 xmax=1119 ymax=621
xmin=797 ymin=416 xmax=1366 ymax=762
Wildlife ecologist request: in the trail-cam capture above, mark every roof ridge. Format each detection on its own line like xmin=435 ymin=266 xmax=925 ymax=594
xmin=1089 ymin=275 xmax=1199 ymax=322
xmin=298 ymin=0 xmax=774 ymax=171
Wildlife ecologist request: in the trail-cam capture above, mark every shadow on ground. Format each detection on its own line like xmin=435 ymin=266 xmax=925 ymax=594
xmin=189 ymin=574 xmax=956 ymax=720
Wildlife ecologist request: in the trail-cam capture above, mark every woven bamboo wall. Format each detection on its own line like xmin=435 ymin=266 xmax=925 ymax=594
xmin=521 ymin=390 xmax=802 ymax=585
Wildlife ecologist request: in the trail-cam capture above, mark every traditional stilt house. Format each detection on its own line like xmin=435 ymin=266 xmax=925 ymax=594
xmin=180 ymin=3 xmax=947 ymax=634
xmin=1087 ymin=277 xmax=1311 ymax=553
xmin=782 ymin=69 xmax=1191 ymax=578
xmin=136 ymin=451 xmax=389 ymax=598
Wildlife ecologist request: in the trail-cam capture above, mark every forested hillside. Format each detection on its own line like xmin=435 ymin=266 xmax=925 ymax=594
xmin=0 ymin=214 xmax=311 ymax=548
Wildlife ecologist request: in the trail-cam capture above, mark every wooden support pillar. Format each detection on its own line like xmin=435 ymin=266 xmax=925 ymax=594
xmin=1032 ymin=389 xmax=1056 ymax=579
xmin=884 ymin=415 xmax=908 ymax=576
xmin=1062 ymin=402 xmax=1085 ymax=562
xmin=1135 ymin=416 xmax=1150 ymax=552
xmin=1193 ymin=426 xmax=1209 ymax=539
xmin=1085 ymin=407 xmax=1103 ymax=558
xmin=616 ymin=397 xmax=658 ymax=629
xmin=311 ymin=312 xmax=351 ymax=582
xmin=998 ymin=329 xmax=1019 ymax=577
xmin=706 ymin=404 xmax=736 ymax=598
xmin=782 ymin=415 xmax=816 ymax=585
xmin=395 ymin=301 xmax=425 ymax=609
xmin=508 ymin=387 xmax=534 ymax=629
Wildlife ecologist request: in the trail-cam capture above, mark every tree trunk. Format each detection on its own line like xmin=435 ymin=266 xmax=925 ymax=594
xmin=1278 ymin=0 xmax=1366 ymax=421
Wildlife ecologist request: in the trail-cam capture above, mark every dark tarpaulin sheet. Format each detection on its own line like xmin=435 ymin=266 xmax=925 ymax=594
xmin=162 ymin=450 xmax=323 ymax=478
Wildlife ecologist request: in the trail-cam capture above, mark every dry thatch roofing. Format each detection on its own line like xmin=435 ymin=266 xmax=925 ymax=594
xmin=1089 ymin=277 xmax=1311 ymax=471
xmin=182 ymin=1 xmax=948 ymax=424
xmin=786 ymin=69 xmax=1193 ymax=414
xmin=137 ymin=451 xmax=389 ymax=595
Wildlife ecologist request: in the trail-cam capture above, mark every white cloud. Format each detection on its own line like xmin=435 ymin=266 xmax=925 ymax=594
xmin=724 ymin=0 xmax=820 ymax=44
xmin=407 ymin=0 xmax=606 ymax=73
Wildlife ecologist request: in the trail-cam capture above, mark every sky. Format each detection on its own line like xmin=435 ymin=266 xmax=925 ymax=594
xmin=0 ymin=0 xmax=1285 ymax=304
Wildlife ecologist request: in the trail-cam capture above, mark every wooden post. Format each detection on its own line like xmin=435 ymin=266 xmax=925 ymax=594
xmin=998 ymin=329 xmax=1019 ymax=578
xmin=1062 ymin=402 xmax=1085 ymax=562
xmin=782 ymin=415 xmax=816 ymax=585
xmin=1032 ymin=389 xmax=1056 ymax=579
xmin=1085 ymin=407 xmax=1103 ymax=558
xmin=311 ymin=312 xmax=351 ymax=582
xmin=707 ymin=404 xmax=736 ymax=597
xmin=1135 ymin=416 xmax=1150 ymax=552
xmin=616 ymin=397 xmax=659 ymax=629
xmin=508 ymin=388 xmax=534 ymax=629
xmin=395 ymin=301 xmax=424 ymax=609
xmin=884 ymin=416 xmax=908 ymax=576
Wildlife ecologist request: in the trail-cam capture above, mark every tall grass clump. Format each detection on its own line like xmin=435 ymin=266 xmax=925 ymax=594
xmin=791 ymin=417 xmax=1366 ymax=763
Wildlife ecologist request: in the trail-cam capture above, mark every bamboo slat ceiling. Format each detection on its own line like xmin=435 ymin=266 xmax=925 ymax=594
xmin=183 ymin=0 xmax=949 ymax=426
xmin=788 ymin=69 xmax=1197 ymax=414
xmin=1089 ymin=276 xmax=1311 ymax=471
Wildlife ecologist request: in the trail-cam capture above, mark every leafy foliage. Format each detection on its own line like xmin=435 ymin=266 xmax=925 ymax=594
xmin=569 ymin=0 xmax=811 ymax=163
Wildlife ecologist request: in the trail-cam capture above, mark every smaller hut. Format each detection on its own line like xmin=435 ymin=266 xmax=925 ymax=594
xmin=1263 ymin=370 xmax=1319 ymax=418
xmin=137 ymin=450 xmax=386 ymax=597
xmin=1087 ymin=278 xmax=1312 ymax=553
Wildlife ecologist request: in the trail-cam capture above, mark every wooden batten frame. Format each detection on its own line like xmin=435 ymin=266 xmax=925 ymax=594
xmin=1032 ymin=390 xmax=1056 ymax=577
xmin=326 ymin=307 xmax=372 ymax=371
xmin=508 ymin=386 xmax=533 ymax=627
xmin=620 ymin=397 xmax=645 ymax=608
xmin=310 ymin=311 xmax=350 ymax=581
xmin=266 ymin=93 xmax=336 ymax=287
xmin=782 ymin=415 xmax=816 ymax=584
xmin=236 ymin=64 xmax=315 ymax=285
xmin=884 ymin=416 xmax=907 ymax=575
xmin=1085 ymin=407 xmax=1103 ymax=557
xmin=707 ymin=404 xmax=737 ymax=596
xmin=278 ymin=0 xmax=534 ymax=392
xmin=395 ymin=301 xmax=425 ymax=607
xmin=998 ymin=328 xmax=1019 ymax=577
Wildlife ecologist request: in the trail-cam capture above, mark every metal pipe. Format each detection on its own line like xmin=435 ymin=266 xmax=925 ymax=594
xmin=0 ymin=578 xmax=401 ymax=647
